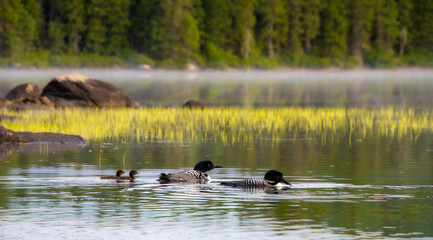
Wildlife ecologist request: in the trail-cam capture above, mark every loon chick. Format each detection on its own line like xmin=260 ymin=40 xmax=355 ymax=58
xmin=117 ymin=170 xmax=139 ymax=182
xmin=220 ymin=170 xmax=291 ymax=188
xmin=158 ymin=161 xmax=223 ymax=184
xmin=100 ymin=169 xmax=125 ymax=179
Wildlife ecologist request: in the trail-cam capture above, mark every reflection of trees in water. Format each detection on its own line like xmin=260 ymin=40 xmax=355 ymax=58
xmin=126 ymin=78 xmax=433 ymax=108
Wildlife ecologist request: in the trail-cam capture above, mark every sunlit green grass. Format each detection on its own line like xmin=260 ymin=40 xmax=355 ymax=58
xmin=0 ymin=107 xmax=431 ymax=143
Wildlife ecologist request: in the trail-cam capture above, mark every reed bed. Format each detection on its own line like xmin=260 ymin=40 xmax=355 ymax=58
xmin=0 ymin=107 xmax=431 ymax=143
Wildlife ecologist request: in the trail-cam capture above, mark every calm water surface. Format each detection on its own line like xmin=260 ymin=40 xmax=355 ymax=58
xmin=1 ymin=69 xmax=433 ymax=239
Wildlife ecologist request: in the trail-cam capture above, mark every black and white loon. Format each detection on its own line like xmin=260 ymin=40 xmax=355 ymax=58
xmin=158 ymin=161 xmax=223 ymax=184
xmin=220 ymin=170 xmax=291 ymax=188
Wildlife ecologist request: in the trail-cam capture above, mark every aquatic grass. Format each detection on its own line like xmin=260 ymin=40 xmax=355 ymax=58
xmin=1 ymin=107 xmax=433 ymax=143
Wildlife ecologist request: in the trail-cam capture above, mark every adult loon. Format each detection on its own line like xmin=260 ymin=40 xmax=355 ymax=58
xmin=100 ymin=169 xmax=125 ymax=179
xmin=117 ymin=170 xmax=139 ymax=182
xmin=220 ymin=170 xmax=291 ymax=188
xmin=158 ymin=161 xmax=223 ymax=184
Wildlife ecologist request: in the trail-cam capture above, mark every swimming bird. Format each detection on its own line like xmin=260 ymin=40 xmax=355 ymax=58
xmin=220 ymin=170 xmax=291 ymax=188
xmin=117 ymin=170 xmax=139 ymax=182
xmin=158 ymin=160 xmax=223 ymax=184
xmin=100 ymin=169 xmax=125 ymax=179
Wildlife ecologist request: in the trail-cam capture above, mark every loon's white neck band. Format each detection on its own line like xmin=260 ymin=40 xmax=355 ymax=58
xmin=265 ymin=180 xmax=283 ymax=188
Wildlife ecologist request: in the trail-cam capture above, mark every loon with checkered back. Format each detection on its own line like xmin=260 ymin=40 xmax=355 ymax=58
xmin=220 ymin=170 xmax=291 ymax=188
xmin=158 ymin=161 xmax=223 ymax=184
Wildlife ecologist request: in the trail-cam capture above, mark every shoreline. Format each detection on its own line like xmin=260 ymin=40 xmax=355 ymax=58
xmin=1 ymin=66 xmax=433 ymax=71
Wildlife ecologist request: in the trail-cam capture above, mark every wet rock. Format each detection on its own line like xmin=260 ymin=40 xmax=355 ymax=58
xmin=183 ymin=100 xmax=208 ymax=109
xmin=5 ymin=83 xmax=41 ymax=102
xmin=0 ymin=125 xmax=85 ymax=144
xmin=41 ymin=74 xmax=138 ymax=108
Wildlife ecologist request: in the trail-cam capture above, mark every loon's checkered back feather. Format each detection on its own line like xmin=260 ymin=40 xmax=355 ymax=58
xmin=159 ymin=170 xmax=210 ymax=183
xmin=220 ymin=178 xmax=266 ymax=187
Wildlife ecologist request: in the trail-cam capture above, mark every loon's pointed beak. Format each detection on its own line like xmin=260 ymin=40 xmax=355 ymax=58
xmin=212 ymin=165 xmax=223 ymax=169
xmin=282 ymin=179 xmax=291 ymax=187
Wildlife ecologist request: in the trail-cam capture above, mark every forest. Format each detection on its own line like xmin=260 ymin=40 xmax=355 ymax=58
xmin=0 ymin=0 xmax=432 ymax=69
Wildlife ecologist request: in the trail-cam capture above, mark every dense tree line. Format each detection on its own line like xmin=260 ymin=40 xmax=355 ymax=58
xmin=0 ymin=0 xmax=432 ymax=68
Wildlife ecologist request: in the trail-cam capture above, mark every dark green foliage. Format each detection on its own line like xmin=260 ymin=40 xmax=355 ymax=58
xmin=0 ymin=0 xmax=38 ymax=57
xmin=302 ymin=0 xmax=321 ymax=55
xmin=255 ymin=0 xmax=288 ymax=58
xmin=288 ymin=0 xmax=303 ymax=55
xmin=375 ymin=0 xmax=399 ymax=54
xmin=348 ymin=0 xmax=375 ymax=65
xmin=411 ymin=0 xmax=433 ymax=51
xmin=85 ymin=0 xmax=107 ymax=54
xmin=318 ymin=0 xmax=348 ymax=63
xmin=230 ymin=0 xmax=257 ymax=58
xmin=147 ymin=0 xmax=200 ymax=62
xmin=0 ymin=0 xmax=432 ymax=68
xmin=104 ymin=0 xmax=130 ymax=55
xmin=65 ymin=0 xmax=85 ymax=54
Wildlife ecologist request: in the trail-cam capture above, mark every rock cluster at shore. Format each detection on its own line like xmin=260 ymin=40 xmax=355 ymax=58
xmin=0 ymin=74 xmax=139 ymax=109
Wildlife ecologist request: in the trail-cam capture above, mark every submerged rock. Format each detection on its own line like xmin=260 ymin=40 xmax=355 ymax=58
xmin=183 ymin=100 xmax=208 ymax=109
xmin=0 ymin=125 xmax=85 ymax=144
xmin=41 ymin=74 xmax=138 ymax=108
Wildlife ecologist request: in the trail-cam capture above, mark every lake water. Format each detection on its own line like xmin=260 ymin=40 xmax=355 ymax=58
xmin=1 ymin=69 xmax=433 ymax=239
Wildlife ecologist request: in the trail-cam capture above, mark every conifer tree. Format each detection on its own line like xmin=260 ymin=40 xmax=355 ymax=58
xmin=65 ymin=0 xmax=85 ymax=54
xmin=202 ymin=0 xmax=232 ymax=50
xmin=23 ymin=0 xmax=42 ymax=49
xmin=398 ymin=0 xmax=412 ymax=56
xmin=349 ymin=0 xmax=374 ymax=64
xmin=148 ymin=0 xmax=200 ymax=61
xmin=319 ymin=0 xmax=348 ymax=61
xmin=105 ymin=0 xmax=130 ymax=55
xmin=302 ymin=0 xmax=321 ymax=55
xmin=375 ymin=0 xmax=399 ymax=54
xmin=44 ymin=0 xmax=66 ymax=54
xmin=85 ymin=0 xmax=107 ymax=54
xmin=0 ymin=0 xmax=38 ymax=57
xmin=411 ymin=0 xmax=433 ymax=51
xmin=129 ymin=0 xmax=159 ymax=53
xmin=230 ymin=0 xmax=256 ymax=58
xmin=288 ymin=0 xmax=303 ymax=55
xmin=257 ymin=0 xmax=288 ymax=58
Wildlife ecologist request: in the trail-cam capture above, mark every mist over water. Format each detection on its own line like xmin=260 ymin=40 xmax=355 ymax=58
xmin=2 ymin=68 xmax=433 ymax=108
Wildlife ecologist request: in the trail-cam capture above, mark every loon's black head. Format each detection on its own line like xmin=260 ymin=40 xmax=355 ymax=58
xmin=194 ymin=161 xmax=223 ymax=172
xmin=264 ymin=170 xmax=291 ymax=186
